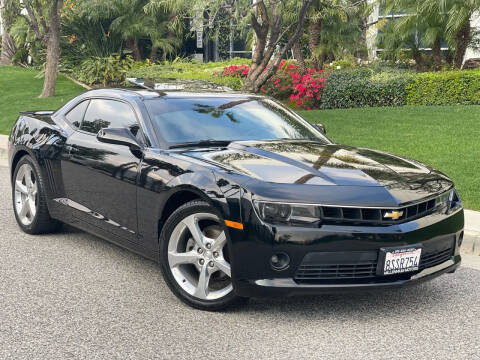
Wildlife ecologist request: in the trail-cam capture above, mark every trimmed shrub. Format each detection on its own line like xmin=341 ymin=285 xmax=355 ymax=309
xmin=406 ymin=70 xmax=480 ymax=106
xmin=320 ymin=69 xmax=414 ymax=109
xmin=73 ymin=54 xmax=135 ymax=86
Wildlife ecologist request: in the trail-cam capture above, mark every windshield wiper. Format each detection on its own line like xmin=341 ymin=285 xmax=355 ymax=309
xmin=169 ymin=140 xmax=232 ymax=149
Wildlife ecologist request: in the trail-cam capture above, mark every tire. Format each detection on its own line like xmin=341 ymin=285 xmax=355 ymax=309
xmin=12 ymin=155 xmax=62 ymax=234
xmin=159 ymin=200 xmax=247 ymax=311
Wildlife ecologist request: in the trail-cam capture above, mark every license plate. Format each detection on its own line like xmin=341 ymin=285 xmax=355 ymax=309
xmin=379 ymin=246 xmax=422 ymax=276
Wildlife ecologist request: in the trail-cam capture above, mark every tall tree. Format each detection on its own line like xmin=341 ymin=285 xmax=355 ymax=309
xmin=21 ymin=0 xmax=63 ymax=97
xmin=152 ymin=0 xmax=313 ymax=91
xmin=0 ymin=0 xmax=18 ymax=65
xmin=242 ymin=0 xmax=313 ymax=92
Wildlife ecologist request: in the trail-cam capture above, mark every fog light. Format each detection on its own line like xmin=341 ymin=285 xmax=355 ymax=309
xmin=458 ymin=232 xmax=464 ymax=247
xmin=270 ymin=252 xmax=290 ymax=271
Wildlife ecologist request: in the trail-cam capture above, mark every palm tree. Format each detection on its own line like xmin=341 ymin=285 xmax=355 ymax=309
xmin=380 ymin=0 xmax=480 ymax=68
xmin=80 ymin=0 xmax=181 ymax=61
xmin=308 ymin=0 xmax=366 ymax=70
xmin=378 ymin=0 xmax=447 ymax=70
xmin=0 ymin=0 xmax=19 ymax=65
xmin=377 ymin=15 xmax=427 ymax=70
xmin=420 ymin=0 xmax=480 ymax=68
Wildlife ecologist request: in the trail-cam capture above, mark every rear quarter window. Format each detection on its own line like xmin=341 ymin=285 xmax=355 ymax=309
xmin=65 ymin=100 xmax=89 ymax=128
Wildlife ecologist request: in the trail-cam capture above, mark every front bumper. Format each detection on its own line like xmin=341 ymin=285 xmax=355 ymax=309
xmin=229 ymin=207 xmax=464 ymax=298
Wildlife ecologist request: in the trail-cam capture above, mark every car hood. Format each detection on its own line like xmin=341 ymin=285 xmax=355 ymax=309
xmin=177 ymin=140 xmax=453 ymax=204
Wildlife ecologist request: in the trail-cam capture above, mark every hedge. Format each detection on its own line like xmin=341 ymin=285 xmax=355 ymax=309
xmin=320 ymin=69 xmax=414 ymax=109
xmin=406 ymin=70 xmax=480 ymax=106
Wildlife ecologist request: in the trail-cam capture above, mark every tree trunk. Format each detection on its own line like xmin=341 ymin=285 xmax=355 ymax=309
xmin=126 ymin=38 xmax=142 ymax=61
xmin=248 ymin=31 xmax=268 ymax=75
xmin=292 ymin=42 xmax=307 ymax=74
xmin=162 ymin=11 xmax=177 ymax=62
xmin=0 ymin=0 xmax=16 ymax=65
xmin=454 ymin=21 xmax=471 ymax=69
xmin=432 ymin=37 xmax=442 ymax=71
xmin=445 ymin=50 xmax=454 ymax=66
xmin=308 ymin=18 xmax=322 ymax=70
xmin=317 ymin=53 xmax=326 ymax=71
xmin=413 ymin=51 xmax=425 ymax=72
xmin=150 ymin=45 xmax=158 ymax=62
xmin=39 ymin=0 xmax=61 ymax=98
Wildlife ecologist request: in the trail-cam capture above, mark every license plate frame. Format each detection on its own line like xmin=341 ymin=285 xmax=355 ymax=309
xmin=376 ymin=245 xmax=422 ymax=276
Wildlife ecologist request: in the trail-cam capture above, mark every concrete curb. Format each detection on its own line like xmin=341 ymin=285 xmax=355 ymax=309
xmin=462 ymin=235 xmax=480 ymax=256
xmin=0 ymin=132 xmax=479 ymax=252
xmin=0 ymin=134 xmax=8 ymax=167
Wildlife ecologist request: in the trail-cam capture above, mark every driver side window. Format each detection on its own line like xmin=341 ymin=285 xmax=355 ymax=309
xmin=80 ymin=99 xmax=139 ymax=136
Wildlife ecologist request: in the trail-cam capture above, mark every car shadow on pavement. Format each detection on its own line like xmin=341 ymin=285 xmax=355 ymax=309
xmin=43 ymin=224 xmax=468 ymax=320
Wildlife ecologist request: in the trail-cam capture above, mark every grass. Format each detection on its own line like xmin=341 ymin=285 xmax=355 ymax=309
xmin=0 ymin=66 xmax=85 ymax=134
xmin=300 ymin=106 xmax=480 ymax=210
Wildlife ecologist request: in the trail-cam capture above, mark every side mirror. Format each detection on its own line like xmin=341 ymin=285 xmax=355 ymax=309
xmin=313 ymin=123 xmax=326 ymax=135
xmin=97 ymin=127 xmax=141 ymax=150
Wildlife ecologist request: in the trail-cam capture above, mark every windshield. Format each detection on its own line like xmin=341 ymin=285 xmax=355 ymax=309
xmin=145 ymin=97 xmax=328 ymax=146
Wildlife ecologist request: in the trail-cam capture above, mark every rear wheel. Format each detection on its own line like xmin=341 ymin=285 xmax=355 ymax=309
xmin=159 ymin=200 xmax=246 ymax=311
xmin=12 ymin=155 xmax=61 ymax=234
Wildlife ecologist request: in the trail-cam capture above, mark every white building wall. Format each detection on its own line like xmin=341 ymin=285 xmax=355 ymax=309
xmin=0 ymin=6 xmax=3 ymax=36
xmin=366 ymin=0 xmax=379 ymax=60
xmin=463 ymin=11 xmax=480 ymax=64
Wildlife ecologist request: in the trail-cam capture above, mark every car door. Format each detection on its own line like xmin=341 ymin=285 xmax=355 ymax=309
xmin=60 ymin=98 xmax=142 ymax=242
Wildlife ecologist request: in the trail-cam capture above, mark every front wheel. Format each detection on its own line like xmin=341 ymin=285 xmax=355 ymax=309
xmin=159 ymin=200 xmax=246 ymax=311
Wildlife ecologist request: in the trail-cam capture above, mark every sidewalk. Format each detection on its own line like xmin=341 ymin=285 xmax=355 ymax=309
xmin=464 ymin=210 xmax=480 ymax=255
xmin=0 ymin=133 xmax=479 ymax=255
xmin=0 ymin=135 xmax=7 ymax=167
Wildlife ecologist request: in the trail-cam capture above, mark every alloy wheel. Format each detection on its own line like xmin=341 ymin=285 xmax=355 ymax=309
xmin=167 ymin=212 xmax=233 ymax=300
xmin=14 ymin=163 xmax=38 ymax=226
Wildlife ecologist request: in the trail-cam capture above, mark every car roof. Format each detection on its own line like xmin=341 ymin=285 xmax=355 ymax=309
xmin=81 ymin=88 xmax=261 ymax=101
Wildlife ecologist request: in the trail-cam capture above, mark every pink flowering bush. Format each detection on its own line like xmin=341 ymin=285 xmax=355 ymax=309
xmin=217 ymin=60 xmax=326 ymax=110
xmin=222 ymin=64 xmax=250 ymax=78
xmin=261 ymin=60 xmax=326 ymax=110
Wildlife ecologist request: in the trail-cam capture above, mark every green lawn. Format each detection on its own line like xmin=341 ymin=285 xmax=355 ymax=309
xmin=0 ymin=66 xmax=85 ymax=134
xmin=0 ymin=66 xmax=478 ymax=209
xmin=300 ymin=106 xmax=480 ymax=210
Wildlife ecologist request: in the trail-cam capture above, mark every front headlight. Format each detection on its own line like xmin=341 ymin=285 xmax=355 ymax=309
xmin=253 ymin=201 xmax=320 ymax=225
xmin=448 ymin=188 xmax=462 ymax=211
xmin=436 ymin=188 xmax=461 ymax=212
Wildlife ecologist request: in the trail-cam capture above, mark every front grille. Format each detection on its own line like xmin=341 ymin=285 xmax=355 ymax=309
xmin=294 ymin=244 xmax=454 ymax=284
xmin=296 ymin=262 xmax=377 ymax=280
xmin=319 ymin=190 xmax=452 ymax=226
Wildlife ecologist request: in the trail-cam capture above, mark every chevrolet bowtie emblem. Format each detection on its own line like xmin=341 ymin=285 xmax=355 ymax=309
xmin=384 ymin=210 xmax=404 ymax=220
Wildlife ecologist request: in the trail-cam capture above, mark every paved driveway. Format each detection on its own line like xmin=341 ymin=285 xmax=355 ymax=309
xmin=0 ymin=166 xmax=479 ymax=359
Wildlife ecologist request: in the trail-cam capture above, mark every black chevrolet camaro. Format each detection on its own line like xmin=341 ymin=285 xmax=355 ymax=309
xmin=9 ymin=88 xmax=464 ymax=310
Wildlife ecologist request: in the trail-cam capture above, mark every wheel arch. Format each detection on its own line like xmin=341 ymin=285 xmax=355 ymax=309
xmin=158 ymin=185 xmax=226 ymax=238
xmin=10 ymin=148 xmax=33 ymax=181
